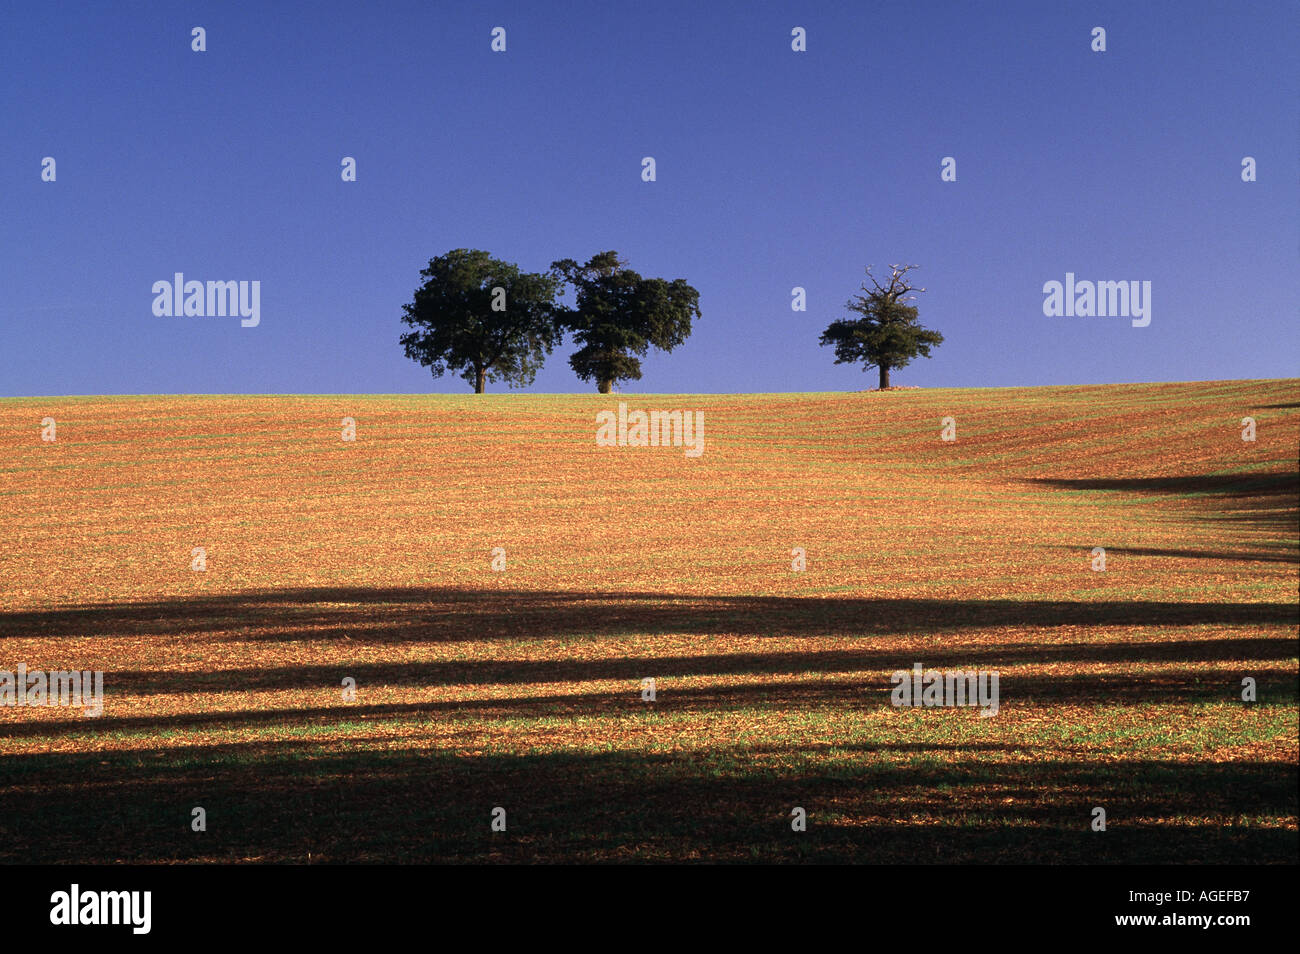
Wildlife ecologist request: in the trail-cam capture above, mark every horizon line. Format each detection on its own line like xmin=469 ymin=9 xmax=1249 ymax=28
xmin=3 ymin=377 xmax=1297 ymax=401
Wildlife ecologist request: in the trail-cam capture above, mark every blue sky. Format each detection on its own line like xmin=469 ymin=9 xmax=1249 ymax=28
xmin=2 ymin=0 xmax=1296 ymax=396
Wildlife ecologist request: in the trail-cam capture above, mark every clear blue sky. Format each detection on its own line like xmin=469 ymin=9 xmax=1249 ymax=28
xmin=2 ymin=0 xmax=1296 ymax=396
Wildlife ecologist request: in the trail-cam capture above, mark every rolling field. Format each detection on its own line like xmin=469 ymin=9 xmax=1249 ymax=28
xmin=1 ymin=379 xmax=1297 ymax=863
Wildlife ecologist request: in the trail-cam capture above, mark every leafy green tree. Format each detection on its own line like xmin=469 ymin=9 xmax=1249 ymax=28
xmin=819 ymin=264 xmax=943 ymax=389
xmin=400 ymin=249 xmax=563 ymax=393
xmin=552 ymin=251 xmax=701 ymax=393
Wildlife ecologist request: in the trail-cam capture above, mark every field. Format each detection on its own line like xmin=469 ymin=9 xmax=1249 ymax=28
xmin=1 ymin=380 xmax=1297 ymax=863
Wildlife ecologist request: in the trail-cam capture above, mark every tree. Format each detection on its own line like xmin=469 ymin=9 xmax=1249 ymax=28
xmin=552 ymin=251 xmax=701 ymax=393
xmin=399 ymin=249 xmax=563 ymax=393
xmin=819 ymin=264 xmax=943 ymax=390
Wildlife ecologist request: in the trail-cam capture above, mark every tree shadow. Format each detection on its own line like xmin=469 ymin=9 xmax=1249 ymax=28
xmin=0 ymin=632 xmax=1291 ymax=706
xmin=4 ymin=657 xmax=1293 ymax=742
xmin=1024 ymin=470 xmax=1299 ymax=542
xmin=1025 ymin=472 xmax=1297 ymax=497
xmin=1082 ymin=545 xmax=1299 ymax=565
xmin=1 ymin=588 xmax=1295 ymax=644
xmin=0 ymin=739 xmax=1293 ymax=863
xmin=3 ymin=529 xmax=1294 ymax=862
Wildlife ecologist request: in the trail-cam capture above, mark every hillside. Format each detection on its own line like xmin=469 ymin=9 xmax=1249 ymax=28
xmin=0 ymin=380 xmax=1296 ymax=862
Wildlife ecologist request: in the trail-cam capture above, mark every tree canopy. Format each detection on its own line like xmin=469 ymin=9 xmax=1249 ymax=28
xmin=819 ymin=264 xmax=943 ymax=389
xmin=399 ymin=249 xmax=563 ymax=393
xmin=552 ymin=251 xmax=701 ymax=393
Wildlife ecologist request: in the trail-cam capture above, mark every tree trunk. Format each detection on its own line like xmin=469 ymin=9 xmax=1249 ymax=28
xmin=475 ymin=367 xmax=486 ymax=394
xmin=879 ymin=365 xmax=890 ymax=390
xmin=598 ymin=379 xmax=613 ymax=394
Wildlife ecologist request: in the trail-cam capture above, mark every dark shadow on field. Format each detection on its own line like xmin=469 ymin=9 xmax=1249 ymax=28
xmin=1024 ymin=470 xmax=1300 ymax=543
xmin=0 ymin=740 xmax=1293 ymax=864
xmin=1025 ymin=473 xmax=1298 ymax=496
xmin=3 ymin=663 xmax=1294 ymax=741
xmin=0 ymin=635 xmax=1292 ymax=715
xmin=1078 ymin=546 xmax=1299 ymax=565
xmin=1 ymin=588 xmax=1296 ymax=644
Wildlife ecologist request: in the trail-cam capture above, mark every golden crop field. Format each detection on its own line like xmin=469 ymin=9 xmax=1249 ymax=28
xmin=1 ymin=380 xmax=1296 ymax=863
